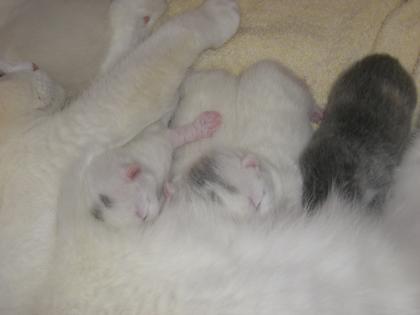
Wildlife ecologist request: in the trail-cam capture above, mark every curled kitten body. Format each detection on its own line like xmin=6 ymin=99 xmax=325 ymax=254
xmin=166 ymin=148 xmax=279 ymax=220
xmin=83 ymin=111 xmax=222 ymax=228
xmin=300 ymin=54 xmax=417 ymax=213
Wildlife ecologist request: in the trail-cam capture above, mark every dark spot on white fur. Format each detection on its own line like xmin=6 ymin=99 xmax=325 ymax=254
xmin=91 ymin=207 xmax=104 ymax=221
xmin=189 ymin=156 xmax=237 ymax=193
xmin=208 ymin=190 xmax=223 ymax=204
xmin=99 ymin=194 xmax=113 ymax=208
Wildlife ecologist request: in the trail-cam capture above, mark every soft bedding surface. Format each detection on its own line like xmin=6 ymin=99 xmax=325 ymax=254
xmin=0 ymin=0 xmax=419 ymax=106
xmin=167 ymin=0 xmax=420 ymax=106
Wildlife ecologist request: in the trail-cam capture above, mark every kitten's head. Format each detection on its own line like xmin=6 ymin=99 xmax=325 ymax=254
xmin=0 ymin=61 xmax=65 ymax=123
xmin=84 ymin=149 xmax=162 ymax=229
xmin=167 ymin=149 xmax=277 ymax=220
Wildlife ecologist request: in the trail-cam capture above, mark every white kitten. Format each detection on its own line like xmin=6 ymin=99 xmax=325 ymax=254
xmin=82 ymin=111 xmax=221 ymax=228
xmin=171 ymin=60 xmax=316 ymax=215
xmin=0 ymin=0 xmax=239 ymax=313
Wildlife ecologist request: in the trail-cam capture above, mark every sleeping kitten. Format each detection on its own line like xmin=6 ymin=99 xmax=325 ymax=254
xmin=84 ymin=111 xmax=221 ymax=228
xmin=299 ymin=54 xmax=417 ymax=213
xmin=170 ymin=60 xmax=317 ymax=215
xmin=164 ymin=148 xmax=277 ymax=220
xmin=0 ymin=0 xmax=239 ymax=313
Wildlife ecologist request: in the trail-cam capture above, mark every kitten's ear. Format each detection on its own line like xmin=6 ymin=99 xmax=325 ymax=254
xmin=125 ymin=163 xmax=142 ymax=181
xmin=242 ymin=154 xmax=259 ymax=171
xmin=163 ymin=181 xmax=175 ymax=200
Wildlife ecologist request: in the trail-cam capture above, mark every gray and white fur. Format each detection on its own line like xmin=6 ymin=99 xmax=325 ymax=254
xmin=299 ymin=54 xmax=417 ymax=213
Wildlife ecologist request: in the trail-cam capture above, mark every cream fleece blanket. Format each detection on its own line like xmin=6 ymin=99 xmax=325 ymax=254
xmin=168 ymin=0 xmax=420 ymax=110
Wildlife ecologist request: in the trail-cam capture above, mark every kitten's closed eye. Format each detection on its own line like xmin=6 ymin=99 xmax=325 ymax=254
xmin=99 ymin=194 xmax=113 ymax=208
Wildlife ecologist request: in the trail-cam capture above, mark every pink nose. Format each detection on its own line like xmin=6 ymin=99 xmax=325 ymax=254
xmin=135 ymin=207 xmax=146 ymax=221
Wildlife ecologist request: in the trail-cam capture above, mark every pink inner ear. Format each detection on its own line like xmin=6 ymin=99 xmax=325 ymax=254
xmin=242 ymin=155 xmax=258 ymax=169
xmin=126 ymin=164 xmax=141 ymax=180
xmin=163 ymin=181 xmax=175 ymax=200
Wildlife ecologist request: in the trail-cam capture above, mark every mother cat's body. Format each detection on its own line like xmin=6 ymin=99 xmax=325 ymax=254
xmin=0 ymin=0 xmax=240 ymax=313
xmin=40 ymin=60 xmax=420 ymax=314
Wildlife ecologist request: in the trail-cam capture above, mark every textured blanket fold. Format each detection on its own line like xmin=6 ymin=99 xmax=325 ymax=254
xmin=167 ymin=0 xmax=420 ymax=109
xmin=0 ymin=0 xmax=419 ymax=110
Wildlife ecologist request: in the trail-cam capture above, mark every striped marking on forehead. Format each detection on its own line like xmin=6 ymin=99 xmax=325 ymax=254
xmin=188 ymin=155 xmax=237 ymax=194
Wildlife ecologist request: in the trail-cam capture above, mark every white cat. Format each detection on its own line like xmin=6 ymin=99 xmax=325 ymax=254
xmin=39 ymin=60 xmax=419 ymax=314
xmin=0 ymin=0 xmax=240 ymax=313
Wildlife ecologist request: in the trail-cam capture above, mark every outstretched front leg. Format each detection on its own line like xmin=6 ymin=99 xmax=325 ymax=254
xmin=168 ymin=111 xmax=222 ymax=148
xmin=58 ymin=0 xmax=240 ymax=154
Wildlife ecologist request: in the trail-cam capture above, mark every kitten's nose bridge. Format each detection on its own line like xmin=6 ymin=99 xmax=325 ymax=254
xmin=126 ymin=164 xmax=142 ymax=181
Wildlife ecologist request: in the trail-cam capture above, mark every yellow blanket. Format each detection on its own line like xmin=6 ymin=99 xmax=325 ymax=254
xmin=167 ymin=0 xmax=420 ymax=109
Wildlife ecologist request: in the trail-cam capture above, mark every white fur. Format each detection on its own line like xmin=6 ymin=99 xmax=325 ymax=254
xmin=384 ymin=133 xmax=420 ymax=280
xmin=0 ymin=0 xmax=239 ymax=313
xmin=176 ymin=148 xmax=279 ymax=219
xmin=100 ymin=0 xmax=168 ymax=73
xmin=74 ymin=110 xmax=222 ymax=229
xmin=172 ymin=60 xmax=316 ymax=214
xmin=39 ymin=172 xmax=420 ymax=314
xmin=36 ymin=57 xmax=420 ymax=314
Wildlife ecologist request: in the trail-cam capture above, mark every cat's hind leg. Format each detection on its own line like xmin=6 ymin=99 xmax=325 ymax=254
xmin=100 ymin=0 xmax=168 ymax=73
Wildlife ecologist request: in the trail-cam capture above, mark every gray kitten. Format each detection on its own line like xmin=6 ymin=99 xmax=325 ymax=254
xmin=300 ymin=54 xmax=417 ymax=213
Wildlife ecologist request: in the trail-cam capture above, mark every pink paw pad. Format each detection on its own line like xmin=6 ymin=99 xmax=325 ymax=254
xmin=242 ymin=155 xmax=258 ymax=169
xmin=195 ymin=111 xmax=222 ymax=138
xmin=310 ymin=109 xmax=324 ymax=124
xmin=125 ymin=163 xmax=142 ymax=181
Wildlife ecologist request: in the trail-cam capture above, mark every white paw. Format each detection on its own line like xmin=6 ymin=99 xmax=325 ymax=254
xmin=102 ymin=0 xmax=168 ymax=72
xmin=0 ymin=60 xmax=37 ymax=75
xmin=181 ymin=0 xmax=240 ymax=49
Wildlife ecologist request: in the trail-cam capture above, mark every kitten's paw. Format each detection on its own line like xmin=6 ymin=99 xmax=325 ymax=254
xmin=181 ymin=0 xmax=240 ymax=49
xmin=0 ymin=60 xmax=38 ymax=75
xmin=194 ymin=111 xmax=222 ymax=139
xmin=135 ymin=195 xmax=160 ymax=222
